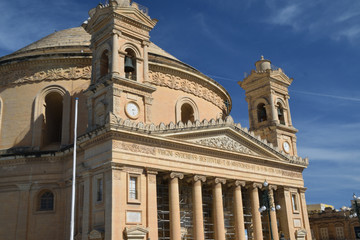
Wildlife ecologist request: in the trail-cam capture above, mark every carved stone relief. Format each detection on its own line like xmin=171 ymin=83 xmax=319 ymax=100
xmin=148 ymin=70 xmax=225 ymax=110
xmin=2 ymin=66 xmax=91 ymax=86
xmin=193 ymin=136 xmax=258 ymax=155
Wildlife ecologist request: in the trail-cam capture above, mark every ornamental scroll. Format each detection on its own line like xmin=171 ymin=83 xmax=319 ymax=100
xmin=1 ymin=66 xmax=91 ymax=86
xmin=148 ymin=70 xmax=225 ymax=110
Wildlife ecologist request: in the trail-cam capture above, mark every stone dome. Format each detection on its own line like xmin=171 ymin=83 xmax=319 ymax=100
xmin=0 ymin=27 xmax=179 ymax=65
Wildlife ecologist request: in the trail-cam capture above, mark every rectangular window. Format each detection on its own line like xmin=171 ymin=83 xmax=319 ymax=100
xmin=97 ymin=178 xmax=103 ymax=202
xmin=128 ymin=174 xmax=140 ymax=203
xmin=129 ymin=176 xmax=137 ymax=200
xmin=336 ymin=227 xmax=344 ymax=240
xmin=292 ymin=193 xmax=299 ymax=212
xmin=320 ymin=228 xmax=329 ymax=240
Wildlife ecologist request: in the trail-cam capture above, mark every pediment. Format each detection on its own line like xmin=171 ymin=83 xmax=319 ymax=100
xmin=124 ymin=226 xmax=149 ymax=235
xmin=114 ymin=7 xmax=157 ymax=29
xmin=89 ymin=229 xmax=104 ymax=239
xmin=188 ymin=135 xmax=260 ymax=156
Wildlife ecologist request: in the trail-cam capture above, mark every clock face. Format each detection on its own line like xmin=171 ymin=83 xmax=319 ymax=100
xmin=125 ymin=102 xmax=139 ymax=119
xmin=283 ymin=141 xmax=290 ymax=153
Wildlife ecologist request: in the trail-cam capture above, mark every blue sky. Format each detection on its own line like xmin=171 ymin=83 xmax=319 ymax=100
xmin=1 ymin=0 xmax=359 ymax=209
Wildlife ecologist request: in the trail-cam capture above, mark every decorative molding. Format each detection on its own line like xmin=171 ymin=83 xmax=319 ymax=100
xmin=1 ymin=66 xmax=91 ymax=86
xmin=194 ymin=136 xmax=257 ymax=155
xmin=16 ymin=183 xmax=32 ymax=191
xmin=148 ymin=70 xmax=225 ymax=110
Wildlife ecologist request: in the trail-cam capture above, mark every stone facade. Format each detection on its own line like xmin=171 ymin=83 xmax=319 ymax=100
xmin=308 ymin=207 xmax=360 ymax=240
xmin=0 ymin=1 xmax=311 ymax=240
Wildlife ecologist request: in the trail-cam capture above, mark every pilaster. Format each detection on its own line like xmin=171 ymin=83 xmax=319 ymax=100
xmin=15 ymin=183 xmax=31 ymax=240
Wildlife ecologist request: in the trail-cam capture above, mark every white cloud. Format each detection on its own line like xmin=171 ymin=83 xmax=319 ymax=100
xmin=264 ymin=0 xmax=360 ymax=43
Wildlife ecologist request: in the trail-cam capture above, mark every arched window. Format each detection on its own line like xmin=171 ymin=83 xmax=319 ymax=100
xmin=100 ymin=50 xmax=109 ymax=78
xmin=181 ymin=103 xmax=195 ymax=123
xmin=257 ymin=103 xmax=267 ymax=122
xmin=277 ymin=104 xmax=285 ymax=125
xmin=38 ymin=190 xmax=54 ymax=211
xmin=124 ymin=48 xmax=136 ymax=80
xmin=43 ymin=92 xmax=63 ymax=147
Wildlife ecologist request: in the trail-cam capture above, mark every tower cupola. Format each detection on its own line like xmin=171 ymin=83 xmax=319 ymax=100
xmin=255 ymin=55 xmax=272 ymax=72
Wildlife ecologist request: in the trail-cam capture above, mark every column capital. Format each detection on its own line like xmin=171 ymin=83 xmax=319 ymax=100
xmin=248 ymin=182 xmax=262 ymax=189
xmin=145 ymin=168 xmax=158 ymax=175
xmin=299 ymin=187 xmax=307 ymax=193
xmin=194 ymin=175 xmax=206 ymax=183
xmin=142 ymin=40 xmax=151 ymax=47
xmin=235 ymin=180 xmax=246 ymax=187
xmin=214 ymin=178 xmax=226 ymax=185
xmin=170 ymin=172 xmax=184 ymax=180
xmin=268 ymin=184 xmax=278 ymax=191
xmin=111 ymin=29 xmax=122 ymax=37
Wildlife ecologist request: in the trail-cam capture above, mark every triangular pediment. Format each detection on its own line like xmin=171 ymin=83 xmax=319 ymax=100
xmin=165 ymin=128 xmax=280 ymax=160
xmin=187 ymin=135 xmax=260 ymax=156
xmin=115 ymin=8 xmax=157 ymax=28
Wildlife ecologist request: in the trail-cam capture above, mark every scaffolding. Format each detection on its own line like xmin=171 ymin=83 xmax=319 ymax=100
xmin=203 ymin=187 xmax=214 ymax=240
xmin=243 ymin=188 xmax=254 ymax=240
xmin=224 ymin=190 xmax=236 ymax=240
xmin=179 ymin=182 xmax=194 ymax=240
xmin=157 ymin=177 xmax=170 ymax=240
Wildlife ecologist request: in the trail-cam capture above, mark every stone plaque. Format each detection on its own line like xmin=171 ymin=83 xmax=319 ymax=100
xmin=126 ymin=211 xmax=142 ymax=223
xmin=293 ymin=218 xmax=302 ymax=227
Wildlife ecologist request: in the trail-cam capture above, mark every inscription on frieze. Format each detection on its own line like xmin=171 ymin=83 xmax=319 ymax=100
xmin=113 ymin=141 xmax=302 ymax=179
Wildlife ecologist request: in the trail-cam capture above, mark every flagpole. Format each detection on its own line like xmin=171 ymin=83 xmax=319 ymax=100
xmin=70 ymin=97 xmax=79 ymax=240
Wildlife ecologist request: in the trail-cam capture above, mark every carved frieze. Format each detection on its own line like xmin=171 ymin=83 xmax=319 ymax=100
xmin=194 ymin=136 xmax=258 ymax=155
xmin=148 ymin=70 xmax=225 ymax=110
xmin=113 ymin=141 xmax=156 ymax=156
xmin=1 ymin=66 xmax=91 ymax=86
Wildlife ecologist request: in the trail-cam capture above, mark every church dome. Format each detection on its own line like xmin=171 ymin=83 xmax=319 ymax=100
xmin=0 ymin=27 xmax=179 ymax=66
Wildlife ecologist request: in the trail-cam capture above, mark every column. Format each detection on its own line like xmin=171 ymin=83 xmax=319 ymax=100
xmin=270 ymin=90 xmax=278 ymax=123
xmin=146 ymin=170 xmax=158 ymax=240
xmin=142 ymin=40 xmax=150 ymax=82
xmin=15 ymin=183 xmax=31 ymax=240
xmin=193 ymin=175 xmax=206 ymax=240
xmin=250 ymin=183 xmax=263 ymax=240
xmin=285 ymin=95 xmax=293 ymax=126
xmin=213 ymin=178 xmax=226 ymax=240
xmin=112 ymin=32 xmax=120 ymax=74
xmin=169 ymin=172 xmax=184 ymax=240
xmin=234 ymin=181 xmax=246 ymax=240
xmin=269 ymin=186 xmax=279 ymax=240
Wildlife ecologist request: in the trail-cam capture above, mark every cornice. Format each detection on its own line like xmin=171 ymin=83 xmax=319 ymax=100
xmin=77 ymin=116 xmax=308 ymax=169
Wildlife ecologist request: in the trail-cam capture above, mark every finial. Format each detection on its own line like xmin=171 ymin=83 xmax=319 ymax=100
xmin=261 ymin=55 xmax=264 ymax=60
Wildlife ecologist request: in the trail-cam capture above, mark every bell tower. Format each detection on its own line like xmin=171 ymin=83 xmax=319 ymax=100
xmin=239 ymin=56 xmax=298 ymax=156
xmin=83 ymin=0 xmax=158 ymax=130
